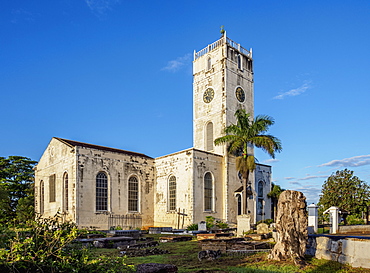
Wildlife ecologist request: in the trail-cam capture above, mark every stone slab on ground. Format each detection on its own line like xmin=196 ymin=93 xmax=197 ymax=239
xmin=244 ymin=233 xmax=271 ymax=241
xmin=149 ymin=227 xmax=173 ymax=234
xmin=197 ymin=233 xmax=233 ymax=240
xmin=136 ymin=263 xmax=178 ymax=273
xmin=159 ymin=236 xmax=192 ymax=243
xmin=75 ymin=236 xmax=136 ymax=248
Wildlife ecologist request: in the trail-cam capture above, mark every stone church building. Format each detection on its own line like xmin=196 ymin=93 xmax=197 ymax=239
xmin=34 ymin=34 xmax=272 ymax=230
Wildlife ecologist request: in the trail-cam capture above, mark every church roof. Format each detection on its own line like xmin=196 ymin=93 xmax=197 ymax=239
xmin=54 ymin=137 xmax=153 ymax=159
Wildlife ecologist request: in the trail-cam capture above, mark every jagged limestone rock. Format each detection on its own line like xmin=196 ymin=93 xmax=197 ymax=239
xmin=269 ymin=190 xmax=307 ymax=264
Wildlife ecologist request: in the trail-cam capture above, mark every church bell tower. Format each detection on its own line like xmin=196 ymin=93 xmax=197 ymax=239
xmin=193 ymin=33 xmax=254 ymax=155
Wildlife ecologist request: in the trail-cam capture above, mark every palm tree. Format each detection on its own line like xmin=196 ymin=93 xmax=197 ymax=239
xmin=267 ymin=183 xmax=285 ymax=221
xmin=214 ymin=109 xmax=282 ymax=214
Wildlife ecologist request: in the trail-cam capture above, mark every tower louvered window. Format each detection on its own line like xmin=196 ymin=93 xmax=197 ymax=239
xmin=206 ymin=122 xmax=214 ymax=151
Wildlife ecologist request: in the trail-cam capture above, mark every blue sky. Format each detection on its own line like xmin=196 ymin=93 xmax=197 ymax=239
xmin=1 ymin=0 xmax=369 ymax=204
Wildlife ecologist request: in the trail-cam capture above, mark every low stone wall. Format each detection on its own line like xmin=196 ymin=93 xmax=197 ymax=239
xmin=306 ymin=234 xmax=370 ymax=269
xmin=338 ymin=225 xmax=370 ymax=234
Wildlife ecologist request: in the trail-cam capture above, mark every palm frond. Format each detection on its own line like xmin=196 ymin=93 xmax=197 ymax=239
xmin=214 ymin=134 xmax=239 ymax=146
xmin=251 ymin=135 xmax=282 ymax=158
xmin=215 ymin=110 xmax=281 ymax=161
xmin=236 ymin=155 xmax=256 ymax=175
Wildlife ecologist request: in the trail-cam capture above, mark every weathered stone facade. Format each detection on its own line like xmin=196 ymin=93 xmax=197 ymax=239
xmin=34 ymin=35 xmax=272 ymax=229
xmin=35 ymin=138 xmax=155 ymax=229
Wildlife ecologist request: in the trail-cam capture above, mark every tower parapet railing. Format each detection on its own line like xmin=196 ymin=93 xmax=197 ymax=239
xmin=194 ymin=34 xmax=252 ymax=60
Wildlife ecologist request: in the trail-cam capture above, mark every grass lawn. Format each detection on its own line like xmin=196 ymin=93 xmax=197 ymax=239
xmin=92 ymin=235 xmax=370 ymax=273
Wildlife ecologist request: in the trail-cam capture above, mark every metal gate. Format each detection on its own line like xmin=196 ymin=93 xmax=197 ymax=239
xmin=108 ymin=214 xmax=142 ymax=230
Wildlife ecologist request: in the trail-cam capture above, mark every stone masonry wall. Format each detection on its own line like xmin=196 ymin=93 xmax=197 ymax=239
xmin=34 ymin=138 xmax=77 ymax=222
xmin=307 ymin=235 xmax=370 ymax=269
xmin=76 ymin=146 xmax=155 ymax=229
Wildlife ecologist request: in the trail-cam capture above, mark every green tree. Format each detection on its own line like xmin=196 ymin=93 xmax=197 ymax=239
xmin=267 ymin=183 xmax=284 ymax=221
xmin=214 ymin=109 xmax=282 ymax=214
xmin=0 ymin=184 xmax=10 ymax=222
xmin=0 ymin=156 xmax=37 ymax=224
xmin=318 ymin=169 xmax=370 ymax=222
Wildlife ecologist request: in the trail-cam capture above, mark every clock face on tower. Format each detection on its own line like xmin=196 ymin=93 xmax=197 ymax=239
xmin=235 ymin=87 xmax=245 ymax=102
xmin=203 ymin=87 xmax=214 ymax=103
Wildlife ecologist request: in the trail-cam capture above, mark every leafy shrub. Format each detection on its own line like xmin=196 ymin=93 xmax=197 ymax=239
xmin=0 ymin=216 xmax=86 ymax=272
xmin=206 ymin=216 xmax=215 ymax=229
xmin=78 ymin=228 xmax=107 ymax=238
xmin=347 ymin=215 xmax=365 ymax=225
xmin=0 ymin=226 xmax=15 ymax=249
xmin=187 ymin=217 xmax=229 ymax=231
xmin=0 ymin=214 xmax=133 ymax=272
xmin=215 ymin=220 xmax=229 ymax=229
xmin=186 ymin=223 xmax=198 ymax=231
xmin=243 ymin=230 xmax=255 ymax=235
xmin=256 ymin=219 xmax=274 ymax=225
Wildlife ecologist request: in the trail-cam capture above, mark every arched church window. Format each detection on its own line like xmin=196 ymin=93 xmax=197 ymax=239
xmin=258 ymin=181 xmax=264 ymax=198
xmin=206 ymin=122 xmax=214 ymax=151
xmin=96 ymin=172 xmax=108 ymax=211
xmin=257 ymin=181 xmax=264 ymax=215
xmin=204 ymin=172 xmax=213 ymax=211
xmin=237 ymin=194 xmax=242 ymax=215
xmin=207 ymin=57 xmax=211 ymax=70
xmin=64 ymin=172 xmax=68 ymax=211
xmin=128 ymin=176 xmax=139 ymax=212
xmin=40 ymin=180 xmax=44 ymax=215
xmin=49 ymin=174 xmax=56 ymax=202
xmin=168 ymin=176 xmax=176 ymax=211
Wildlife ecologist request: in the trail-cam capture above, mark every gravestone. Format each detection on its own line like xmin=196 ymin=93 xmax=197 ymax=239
xmin=257 ymin=223 xmax=269 ymax=234
xmin=269 ymin=190 xmax=307 ymax=265
xmin=198 ymin=221 xmax=207 ymax=231
xmin=237 ymin=215 xmax=251 ymax=236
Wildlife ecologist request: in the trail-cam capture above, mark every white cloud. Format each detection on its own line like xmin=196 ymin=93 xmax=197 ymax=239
xmin=319 ymin=155 xmax=370 ymax=168
xmin=162 ymin=54 xmax=191 ymax=72
xmin=283 ymin=175 xmax=327 ymax=182
xmin=264 ymin=158 xmax=279 ymax=164
xmin=295 ymin=187 xmax=322 ymax=204
xmin=273 ymin=81 xmax=311 ymax=100
xmin=298 ymin=175 xmax=328 ymax=181
xmin=289 ymin=181 xmax=302 ymax=186
xmin=85 ymin=0 xmax=120 ymax=16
